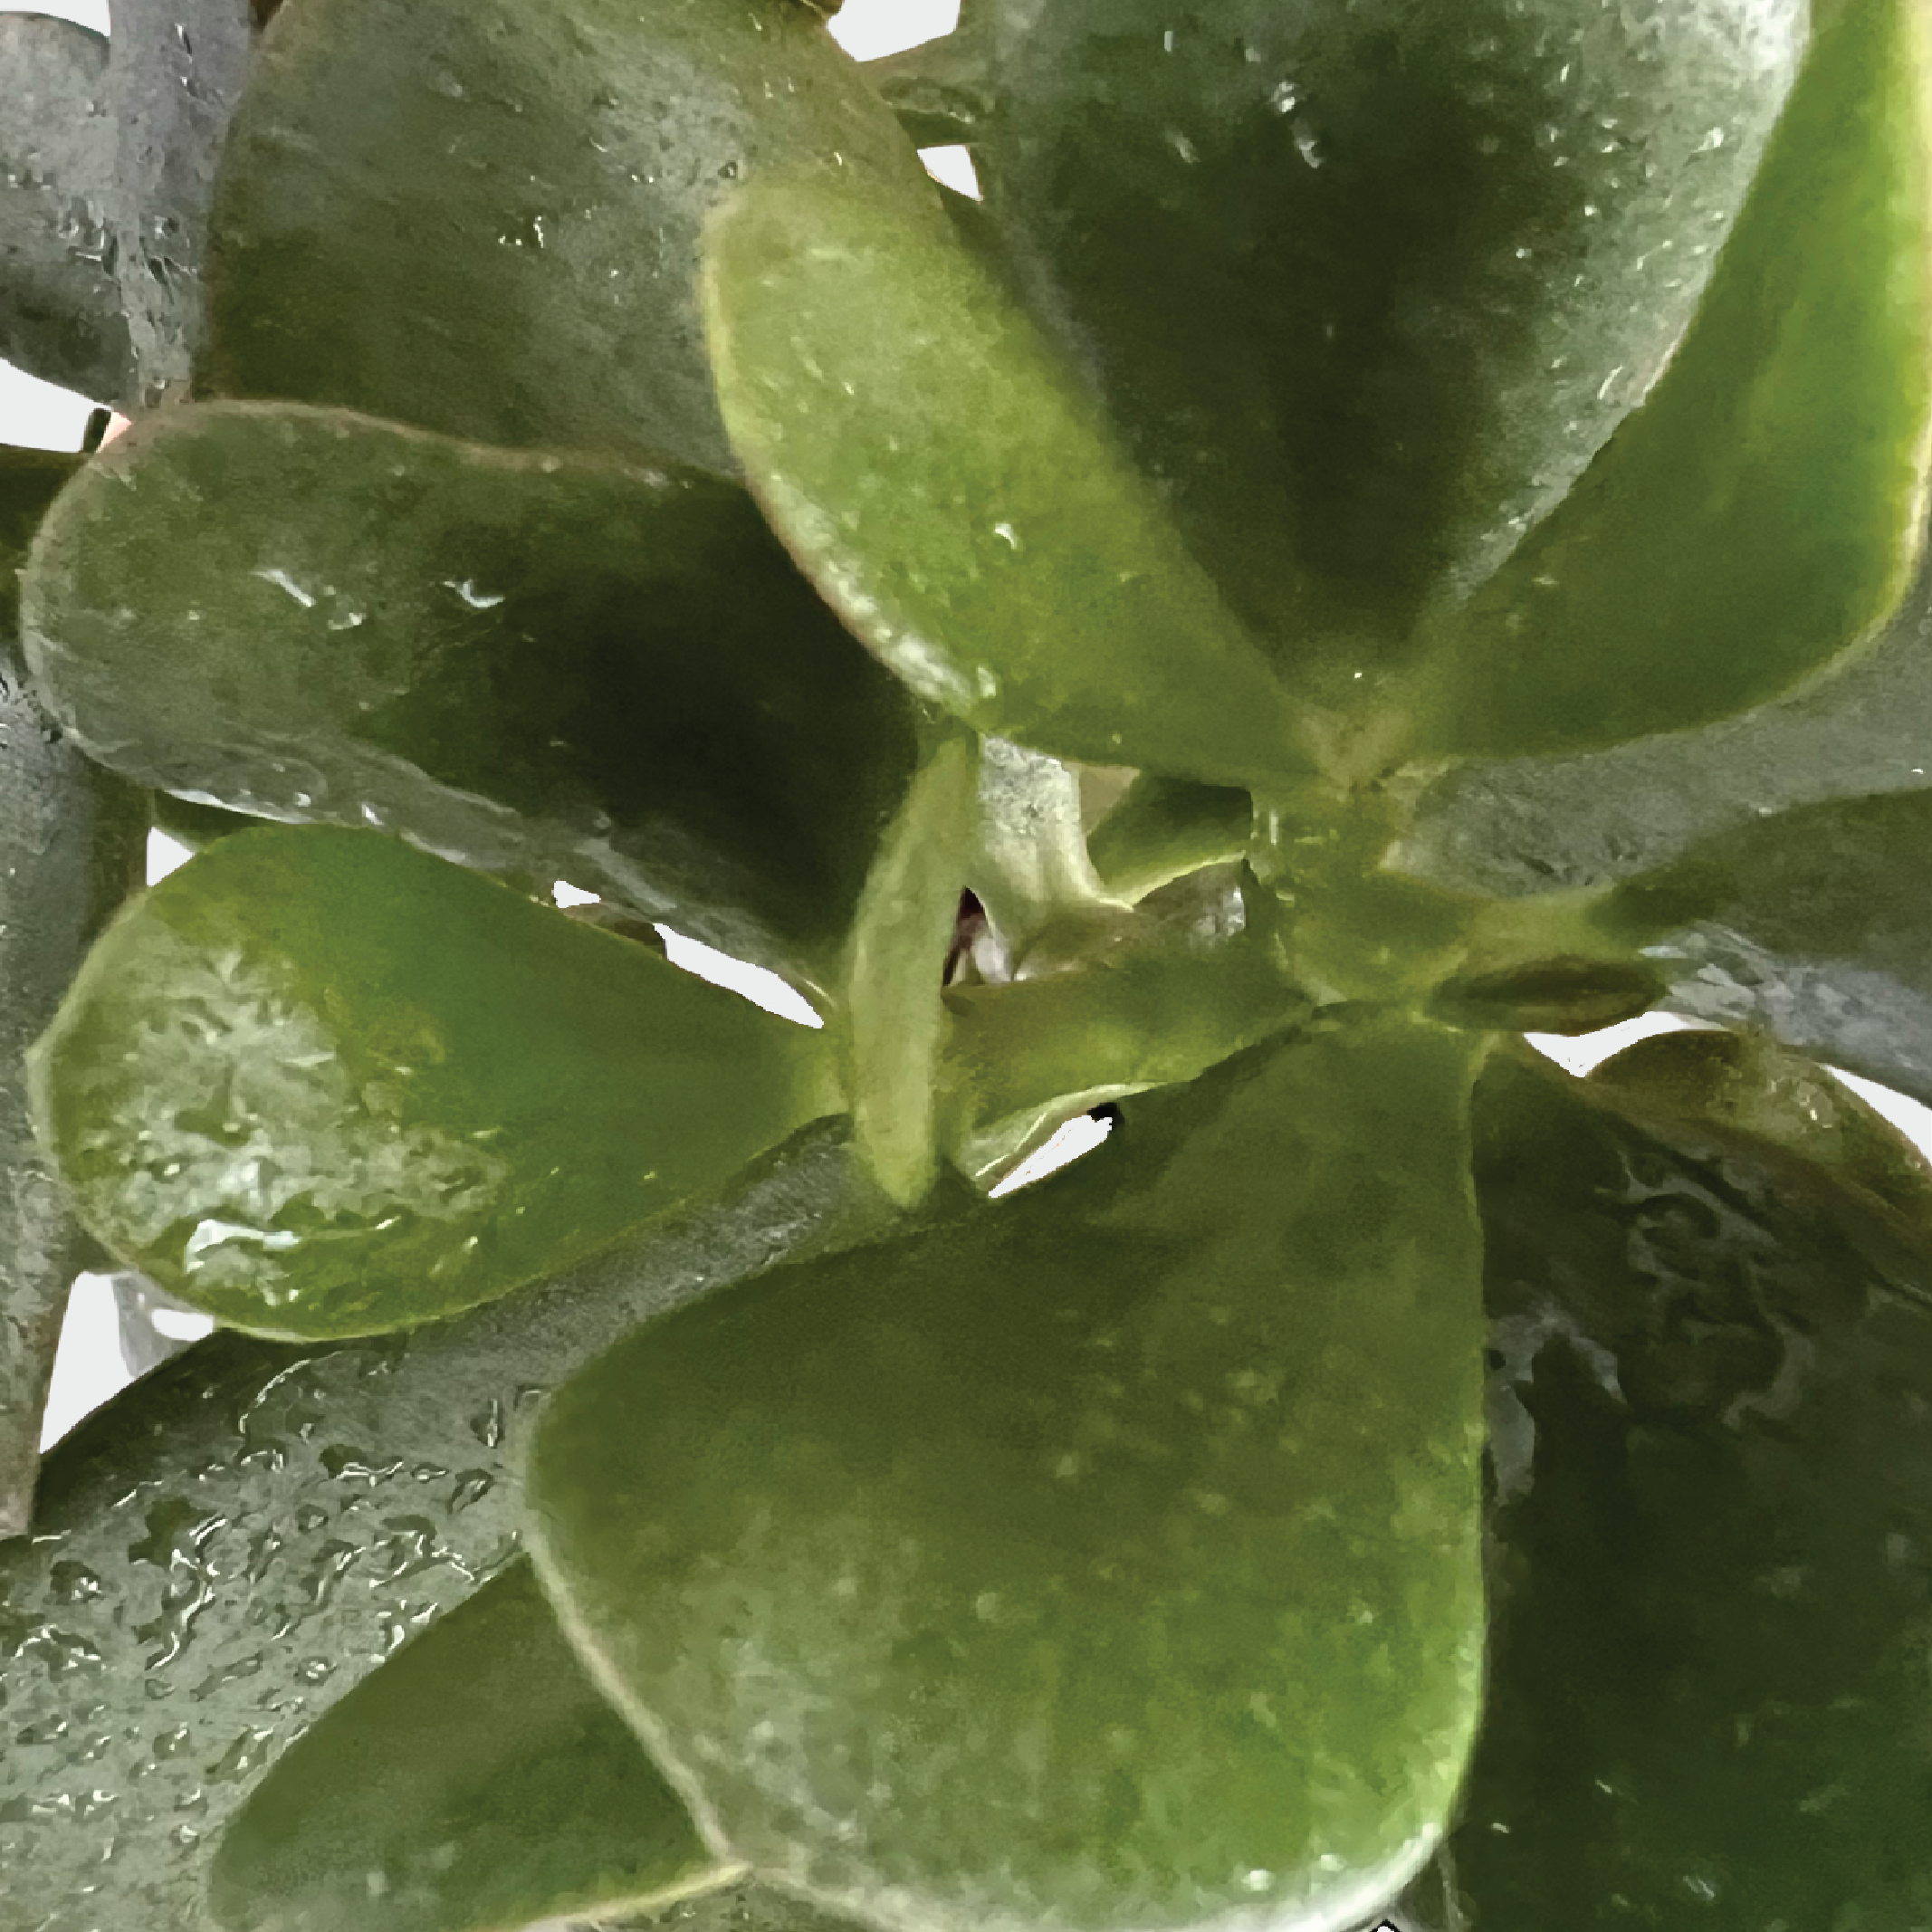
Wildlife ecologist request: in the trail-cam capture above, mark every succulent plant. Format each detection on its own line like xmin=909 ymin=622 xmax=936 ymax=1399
xmin=4 ymin=0 xmax=1932 ymax=1928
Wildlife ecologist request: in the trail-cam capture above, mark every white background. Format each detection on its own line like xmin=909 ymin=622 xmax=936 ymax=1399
xmin=5 ymin=0 xmax=1929 ymax=1448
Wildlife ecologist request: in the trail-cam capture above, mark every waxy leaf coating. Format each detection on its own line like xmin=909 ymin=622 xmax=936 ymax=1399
xmin=29 ymin=827 xmax=837 ymax=1338
xmin=1409 ymin=0 xmax=1932 ymax=758
xmin=703 ymin=171 xmax=1315 ymax=790
xmin=22 ymin=401 xmax=924 ymax=985
xmin=209 ymin=1561 xmax=727 ymax=1932
xmin=530 ymin=1017 xmax=1487 ymax=1932
xmin=202 ymin=0 xmax=933 ymax=474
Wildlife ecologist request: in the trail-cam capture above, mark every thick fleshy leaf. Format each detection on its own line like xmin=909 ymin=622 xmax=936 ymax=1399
xmin=1450 ymin=1043 xmax=1932 ymax=1926
xmin=528 ymin=1017 xmax=1487 ymax=1932
xmin=1408 ymin=0 xmax=1932 ymax=759
xmin=29 ymin=826 xmax=837 ymax=1338
xmin=0 ymin=446 xmax=145 ymax=1539
xmin=1086 ymin=774 xmax=1252 ymax=904
xmin=1588 ymin=1027 xmax=1932 ymax=1225
xmin=208 ymin=1561 xmax=727 ymax=1932
xmin=941 ymin=866 xmax=1307 ymax=1182
xmin=0 ymin=13 xmax=129 ymax=400
xmin=1590 ymin=788 xmax=1932 ymax=1110
xmin=0 ymin=1118 xmax=969 ymax=1932
xmin=107 ymin=0 xmax=255 ymax=403
xmin=963 ymin=0 xmax=1803 ymax=700
xmin=201 ymin=0 xmax=933 ymax=474
xmin=22 ymin=401 xmax=924 ymax=984
xmin=703 ymin=171 xmax=1316 ymax=790
xmin=844 ymin=735 xmax=979 ymax=1208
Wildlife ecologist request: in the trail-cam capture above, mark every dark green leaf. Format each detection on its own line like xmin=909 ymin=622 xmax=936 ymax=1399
xmin=1450 ymin=1044 xmax=1932 ymax=1927
xmin=208 ymin=1561 xmax=727 ymax=1932
xmin=528 ymin=1018 xmax=1487 ymax=1932
xmin=22 ymin=400 xmax=925 ymax=984
xmin=149 ymin=790 xmax=257 ymax=851
xmin=1406 ymin=0 xmax=1932 ymax=759
xmin=620 ymin=1876 xmax=875 ymax=1932
xmin=1428 ymin=955 xmax=1664 ymax=1037
xmin=1592 ymin=788 xmax=1932 ymax=1110
xmin=703 ymin=170 xmax=1317 ymax=790
xmin=862 ymin=32 xmax=990 ymax=148
xmin=30 ymin=826 xmax=838 ymax=1338
xmin=962 ymin=0 xmax=1803 ymax=701
xmin=1587 ymin=1026 xmax=1932 ymax=1225
xmin=843 ymin=735 xmax=979 ymax=1207
xmin=108 ymin=0 xmax=256 ymax=403
xmin=0 ymin=1116 xmax=965 ymax=1932
xmin=1086 ymin=774 xmax=1252 ymax=904
xmin=0 ymin=445 xmax=145 ymax=1539
xmin=201 ymin=0 xmax=933 ymax=473
xmin=0 ymin=12 xmax=130 ymax=400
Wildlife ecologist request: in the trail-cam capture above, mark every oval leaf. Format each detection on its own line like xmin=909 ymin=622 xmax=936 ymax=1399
xmin=28 ymin=826 xmax=837 ymax=1338
xmin=703 ymin=170 xmax=1315 ymax=790
xmin=202 ymin=0 xmax=933 ymax=473
xmin=209 ymin=1561 xmax=729 ymax=1932
xmin=1408 ymin=0 xmax=1932 ymax=757
xmin=529 ymin=1017 xmax=1487 ymax=1932
xmin=22 ymin=400 xmax=924 ymax=985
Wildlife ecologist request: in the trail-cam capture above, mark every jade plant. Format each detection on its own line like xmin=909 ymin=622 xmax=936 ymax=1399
xmin=5 ymin=0 xmax=1932 ymax=1927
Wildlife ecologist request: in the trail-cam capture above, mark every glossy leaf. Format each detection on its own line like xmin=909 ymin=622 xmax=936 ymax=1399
xmin=1086 ymin=774 xmax=1252 ymax=904
xmin=941 ymin=866 xmax=1307 ymax=1182
xmin=29 ymin=826 xmax=838 ymax=1338
xmin=209 ymin=1561 xmax=728 ymax=1932
xmin=22 ymin=400 xmax=924 ymax=984
xmin=1594 ymin=787 xmax=1932 ymax=1110
xmin=106 ymin=0 xmax=255 ymax=403
xmin=0 ymin=446 xmax=145 ymax=1539
xmin=0 ymin=13 xmax=129 ymax=400
xmin=844 ymin=735 xmax=979 ymax=1208
xmin=703 ymin=170 xmax=1316 ymax=790
xmin=1449 ymin=1044 xmax=1932 ymax=1926
xmin=1588 ymin=1027 xmax=1932 ymax=1225
xmin=0 ymin=1118 xmax=970 ymax=1932
xmin=1408 ymin=0 xmax=1932 ymax=759
xmin=202 ymin=0 xmax=933 ymax=474
xmin=529 ymin=1017 xmax=1487 ymax=1932
xmin=962 ymin=0 xmax=1803 ymax=699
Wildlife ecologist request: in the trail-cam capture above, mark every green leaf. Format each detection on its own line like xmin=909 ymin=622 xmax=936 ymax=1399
xmin=1593 ymin=788 xmax=1932 ymax=1111
xmin=208 ymin=1561 xmax=729 ymax=1932
xmin=1086 ymin=774 xmax=1252 ymax=904
xmin=22 ymin=400 xmax=924 ymax=985
xmin=961 ymin=0 xmax=1803 ymax=701
xmin=30 ymin=826 xmax=838 ymax=1338
xmin=702 ymin=170 xmax=1316 ymax=790
xmin=0 ymin=13 xmax=130 ymax=400
xmin=1449 ymin=1043 xmax=1932 ymax=1926
xmin=1587 ymin=1026 xmax=1932 ymax=1225
xmin=107 ymin=0 xmax=256 ymax=403
xmin=0 ymin=1116 xmax=967 ymax=1932
xmin=941 ymin=866 xmax=1307 ymax=1183
xmin=1406 ymin=0 xmax=1932 ymax=759
xmin=619 ymin=1876 xmax=875 ymax=1932
xmin=843 ymin=734 xmax=979 ymax=1208
xmin=861 ymin=32 xmax=990 ymax=148
xmin=0 ymin=445 xmax=145 ymax=1539
xmin=201 ymin=0 xmax=933 ymax=474
xmin=528 ymin=1016 xmax=1487 ymax=1932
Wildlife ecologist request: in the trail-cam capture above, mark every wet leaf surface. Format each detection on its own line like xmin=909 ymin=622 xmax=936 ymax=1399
xmin=0 ymin=1118 xmax=958 ymax=1932
xmin=0 ymin=13 xmax=129 ymax=400
xmin=23 ymin=400 xmax=924 ymax=984
xmin=209 ymin=1561 xmax=726 ymax=1932
xmin=1454 ymin=1045 xmax=1932 ymax=1925
xmin=202 ymin=0 xmax=933 ymax=473
xmin=530 ymin=1018 xmax=1487 ymax=1932
xmin=0 ymin=446 xmax=145 ymax=1539
xmin=703 ymin=170 xmax=1314 ymax=789
xmin=962 ymin=0 xmax=1802 ymax=707
xmin=31 ymin=827 xmax=837 ymax=1337
xmin=1409 ymin=0 xmax=1932 ymax=758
